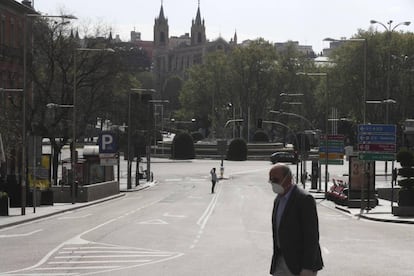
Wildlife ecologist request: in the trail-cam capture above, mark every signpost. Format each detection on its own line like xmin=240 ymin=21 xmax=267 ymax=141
xmin=357 ymin=124 xmax=396 ymax=210
xmin=217 ymin=140 xmax=227 ymax=179
xmin=319 ymin=134 xmax=345 ymax=165
xmin=98 ymin=132 xmax=118 ymax=166
xmin=358 ymin=124 xmax=396 ymax=161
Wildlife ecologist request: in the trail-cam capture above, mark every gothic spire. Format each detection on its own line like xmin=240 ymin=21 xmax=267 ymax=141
xmin=195 ymin=1 xmax=202 ymax=25
xmin=159 ymin=2 xmax=166 ymax=20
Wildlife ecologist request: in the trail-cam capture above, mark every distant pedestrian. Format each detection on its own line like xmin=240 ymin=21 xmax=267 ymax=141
xmin=210 ymin=167 xmax=218 ymax=193
xmin=269 ymin=164 xmax=323 ymax=276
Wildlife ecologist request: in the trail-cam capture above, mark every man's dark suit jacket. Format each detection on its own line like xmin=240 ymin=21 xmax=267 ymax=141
xmin=270 ymin=185 xmax=323 ymax=275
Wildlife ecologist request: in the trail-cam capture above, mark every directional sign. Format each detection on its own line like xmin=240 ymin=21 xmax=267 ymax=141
xmin=98 ymin=132 xmax=117 ymax=154
xmin=358 ymin=124 xmax=396 ymax=161
xmin=359 ymin=152 xmax=395 ymax=161
xmin=319 ymin=134 xmax=344 ymax=165
xmin=319 ymin=153 xmax=344 ymax=160
xmin=319 ymin=146 xmax=344 ymax=153
xmin=320 ymin=134 xmax=345 ymax=141
xmin=320 ymin=159 xmax=344 ymax=165
xmin=357 ymin=143 xmax=396 ymax=152
xmin=358 ymin=124 xmax=396 ymax=134
xmin=358 ymin=134 xmax=396 ymax=144
xmin=319 ymin=140 xmax=344 ymax=147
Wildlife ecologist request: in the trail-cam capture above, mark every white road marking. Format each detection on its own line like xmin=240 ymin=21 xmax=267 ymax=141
xmin=165 ymin=178 xmax=182 ymax=182
xmin=58 ymin=214 xmax=92 ymax=220
xmin=230 ymin=168 xmax=268 ymax=175
xmin=190 ymin=184 xmax=222 ymax=249
xmin=247 ymin=230 xmax=268 ymax=235
xmin=188 ymin=195 xmax=203 ymax=199
xmin=0 ymin=229 xmax=43 ymax=238
xmin=188 ymin=178 xmax=206 ymax=182
xmin=322 ymin=246 xmax=330 ymax=255
xmin=54 ymin=254 xmax=172 ymax=258
xmin=138 ymin=219 xmax=168 ymax=225
xmin=197 ymin=187 xmax=220 ymax=228
xmin=2 ymin=200 xmax=184 ymax=275
xmin=163 ymin=213 xmax=187 ymax=218
xmin=33 ymin=266 xmax=120 ymax=270
xmin=49 ymin=260 xmax=151 ymax=264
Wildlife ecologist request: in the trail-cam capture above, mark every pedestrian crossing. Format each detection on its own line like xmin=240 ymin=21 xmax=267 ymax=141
xmin=4 ymin=240 xmax=183 ymax=275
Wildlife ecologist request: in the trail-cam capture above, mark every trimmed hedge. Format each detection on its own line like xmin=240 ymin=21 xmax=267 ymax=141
xmin=227 ymin=138 xmax=247 ymax=161
xmin=171 ymin=132 xmax=195 ymax=159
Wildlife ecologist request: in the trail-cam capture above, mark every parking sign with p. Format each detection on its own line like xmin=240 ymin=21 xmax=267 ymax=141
xmin=98 ymin=132 xmax=117 ymax=154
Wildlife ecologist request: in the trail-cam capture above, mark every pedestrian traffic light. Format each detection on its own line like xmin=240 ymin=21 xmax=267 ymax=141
xmin=257 ymin=118 xmax=263 ymax=129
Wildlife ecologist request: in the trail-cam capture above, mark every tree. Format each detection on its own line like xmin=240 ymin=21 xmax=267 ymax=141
xmin=326 ymin=30 xmax=414 ymax=125
xmin=179 ymin=50 xmax=233 ymax=137
xmin=163 ymin=75 xmax=183 ymax=112
xmin=28 ymin=18 xmax=153 ymax=185
xmin=179 ymin=38 xmax=319 ymax=141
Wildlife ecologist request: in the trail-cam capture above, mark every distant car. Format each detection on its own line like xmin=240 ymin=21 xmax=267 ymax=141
xmin=270 ymin=151 xmax=298 ymax=164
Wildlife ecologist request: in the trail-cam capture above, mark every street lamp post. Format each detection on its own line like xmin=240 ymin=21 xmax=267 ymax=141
xmin=370 ymin=20 xmax=410 ymax=175
xmin=263 ymin=120 xmax=300 ymax=182
xmin=149 ymin=100 xmax=169 ymax=155
xmin=127 ymin=88 xmax=156 ymax=189
xmin=371 ymin=20 xmax=410 ymax=121
xmin=370 ymin=20 xmax=410 ymax=124
xmin=270 ymin=109 xmax=315 ymax=186
xmin=72 ymin=48 xmax=114 ymax=203
xmin=324 ymin=37 xmax=367 ymax=123
xmin=297 ymin=72 xmax=329 ymax=194
xmin=270 ymin=110 xmax=315 ymax=130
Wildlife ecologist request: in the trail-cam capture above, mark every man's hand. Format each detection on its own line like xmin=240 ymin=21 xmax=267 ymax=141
xmin=299 ymin=269 xmax=316 ymax=276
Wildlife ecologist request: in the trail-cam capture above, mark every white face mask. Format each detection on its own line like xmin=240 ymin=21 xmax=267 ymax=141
xmin=268 ymin=175 xmax=287 ymax=194
xmin=271 ymin=183 xmax=284 ymax=194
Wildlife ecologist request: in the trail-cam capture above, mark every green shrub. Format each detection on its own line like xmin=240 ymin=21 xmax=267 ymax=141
xmin=227 ymin=138 xmax=247 ymax=161
xmin=171 ymin=132 xmax=195 ymax=159
xmin=253 ymin=130 xmax=269 ymax=142
xmin=191 ymin=131 xmax=204 ymax=143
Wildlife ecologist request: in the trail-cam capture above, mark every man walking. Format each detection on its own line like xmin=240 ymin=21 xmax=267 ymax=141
xmin=269 ymin=164 xmax=323 ymax=276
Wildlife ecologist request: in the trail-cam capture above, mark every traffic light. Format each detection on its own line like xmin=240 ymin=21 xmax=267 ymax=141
xmin=257 ymin=118 xmax=263 ymax=129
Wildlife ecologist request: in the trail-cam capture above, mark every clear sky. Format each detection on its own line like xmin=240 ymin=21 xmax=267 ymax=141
xmin=33 ymin=0 xmax=413 ymax=54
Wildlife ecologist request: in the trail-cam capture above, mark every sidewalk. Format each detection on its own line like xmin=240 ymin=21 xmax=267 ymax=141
xmin=0 ymin=181 xmax=155 ymax=230
xmin=309 ymin=188 xmax=414 ymax=225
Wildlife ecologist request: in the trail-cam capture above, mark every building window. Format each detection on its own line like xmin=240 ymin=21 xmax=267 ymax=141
xmin=160 ymin=32 xmax=165 ymax=43
xmin=197 ymin=32 xmax=202 ymax=43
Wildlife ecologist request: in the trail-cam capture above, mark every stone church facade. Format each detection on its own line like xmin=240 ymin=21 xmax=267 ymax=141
xmin=152 ymin=3 xmax=237 ymax=96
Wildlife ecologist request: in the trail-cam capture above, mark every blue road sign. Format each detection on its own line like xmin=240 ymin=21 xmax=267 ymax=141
xmin=358 ymin=124 xmax=396 ymax=134
xmin=358 ymin=134 xmax=396 ymax=144
xmin=98 ymin=132 xmax=118 ymax=154
xmin=319 ymin=146 xmax=344 ymax=153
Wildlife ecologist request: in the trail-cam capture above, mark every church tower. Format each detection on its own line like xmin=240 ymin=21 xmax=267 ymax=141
xmin=154 ymin=2 xmax=169 ymax=47
xmin=191 ymin=1 xmax=206 ymax=46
